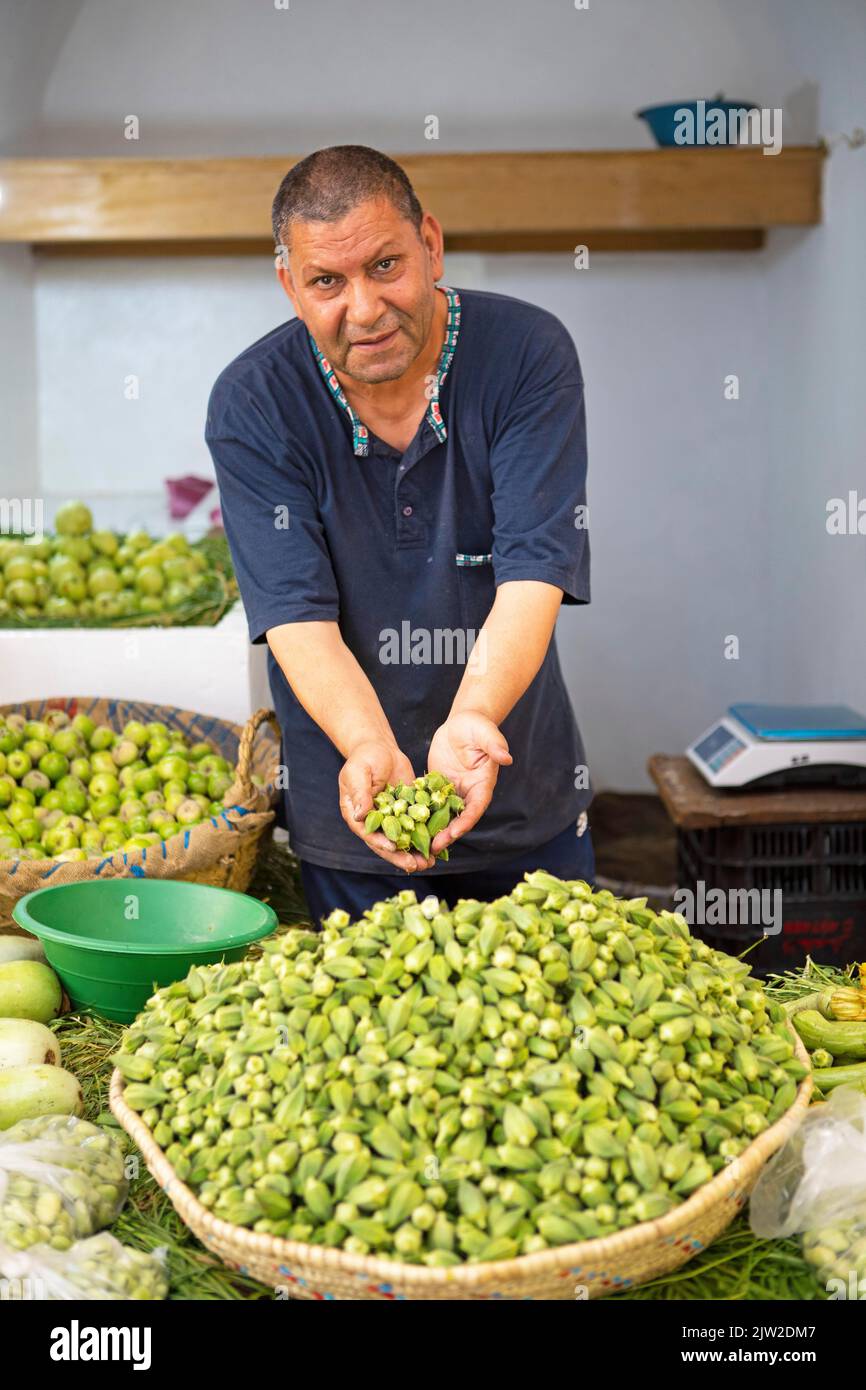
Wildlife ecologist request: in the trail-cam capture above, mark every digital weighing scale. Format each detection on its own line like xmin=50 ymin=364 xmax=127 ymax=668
xmin=686 ymin=703 xmax=866 ymax=790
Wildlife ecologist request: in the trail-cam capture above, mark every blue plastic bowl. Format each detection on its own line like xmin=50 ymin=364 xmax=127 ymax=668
xmin=637 ymin=100 xmax=759 ymax=147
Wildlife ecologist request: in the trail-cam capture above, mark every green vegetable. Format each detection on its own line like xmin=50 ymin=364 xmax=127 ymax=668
xmin=0 ymin=1231 xmax=168 ymax=1301
xmin=811 ymin=1062 xmax=866 ymax=1095
xmin=0 ymin=1018 xmax=61 ymax=1070
xmin=782 ymin=990 xmax=835 ymax=1020
xmin=0 ymin=935 xmax=46 ymax=966
xmin=0 ymin=1113 xmax=127 ymax=1251
xmin=792 ymin=1009 xmax=866 ymax=1059
xmin=365 ymin=774 xmax=464 ymax=860
xmin=116 ymin=875 xmax=804 ymax=1266
xmin=0 ymin=1064 xmax=82 ymax=1129
xmin=55 ymin=501 xmax=93 ymax=536
xmin=0 ymin=509 xmax=226 ymax=628
xmin=809 ymin=1047 xmax=834 ymax=1070
xmin=0 ymin=960 xmax=62 ymax=1024
xmin=803 ymin=1206 xmax=866 ymax=1287
xmin=0 ymin=709 xmax=238 ymax=862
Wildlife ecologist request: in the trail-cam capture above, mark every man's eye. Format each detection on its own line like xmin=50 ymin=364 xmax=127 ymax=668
xmin=313 ymin=276 xmax=337 ymax=288
xmin=376 ymin=259 xmax=397 ymax=272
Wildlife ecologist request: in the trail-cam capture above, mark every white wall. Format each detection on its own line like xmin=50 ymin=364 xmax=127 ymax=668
xmin=0 ymin=246 xmax=38 ymax=496
xmin=0 ymin=0 xmax=82 ymax=495
xmin=5 ymin=0 xmax=865 ymax=787
xmin=34 ymin=257 xmax=284 ymax=495
xmin=30 ymin=0 xmax=820 ymax=155
xmin=486 ymin=250 xmax=778 ymax=781
xmin=763 ymin=0 xmax=866 ymax=709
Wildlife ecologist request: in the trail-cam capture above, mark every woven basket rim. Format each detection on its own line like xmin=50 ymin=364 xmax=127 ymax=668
xmin=109 ymin=1027 xmax=812 ymax=1292
xmin=0 ymin=695 xmax=248 ymax=731
xmin=0 ymin=696 xmax=278 ymax=750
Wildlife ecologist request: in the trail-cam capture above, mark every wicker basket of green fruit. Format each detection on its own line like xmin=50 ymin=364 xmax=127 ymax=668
xmin=0 ymin=501 xmax=236 ymax=628
xmin=0 ymin=697 xmax=280 ymax=928
xmin=110 ymin=877 xmax=812 ymax=1300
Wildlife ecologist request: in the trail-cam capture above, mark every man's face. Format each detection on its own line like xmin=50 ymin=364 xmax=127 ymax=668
xmin=276 ymin=196 xmax=444 ymax=385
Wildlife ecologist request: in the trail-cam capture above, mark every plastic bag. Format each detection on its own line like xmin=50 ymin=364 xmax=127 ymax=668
xmin=750 ymin=1085 xmax=866 ymax=1293
xmin=0 ymin=1231 xmax=168 ymax=1300
xmin=0 ymin=1114 xmax=128 ymax=1253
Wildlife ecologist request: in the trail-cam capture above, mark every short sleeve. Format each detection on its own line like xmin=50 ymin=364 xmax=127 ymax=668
xmin=489 ymin=320 xmax=590 ymax=606
xmin=205 ymin=381 xmax=340 ymax=643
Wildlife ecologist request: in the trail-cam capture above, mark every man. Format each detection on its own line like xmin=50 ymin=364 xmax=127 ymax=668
xmin=206 ymin=145 xmax=593 ymax=923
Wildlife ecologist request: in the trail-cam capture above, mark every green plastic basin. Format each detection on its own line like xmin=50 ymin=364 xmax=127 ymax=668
xmin=12 ymin=879 xmax=278 ymax=1023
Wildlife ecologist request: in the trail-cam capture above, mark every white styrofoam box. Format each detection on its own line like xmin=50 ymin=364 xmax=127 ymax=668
xmin=0 ymin=602 xmax=272 ymax=726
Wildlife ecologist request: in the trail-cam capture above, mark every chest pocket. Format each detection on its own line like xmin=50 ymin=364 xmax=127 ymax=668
xmin=456 ymin=551 xmax=496 ymax=637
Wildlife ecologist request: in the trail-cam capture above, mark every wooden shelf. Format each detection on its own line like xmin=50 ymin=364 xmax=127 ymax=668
xmin=0 ymin=149 xmax=823 ymax=254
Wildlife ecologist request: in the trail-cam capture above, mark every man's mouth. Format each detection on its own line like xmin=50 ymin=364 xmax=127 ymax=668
xmin=351 ymin=327 xmax=399 ymax=350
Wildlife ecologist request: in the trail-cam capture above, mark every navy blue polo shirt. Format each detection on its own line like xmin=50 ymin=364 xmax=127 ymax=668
xmin=206 ymin=285 xmax=592 ymax=873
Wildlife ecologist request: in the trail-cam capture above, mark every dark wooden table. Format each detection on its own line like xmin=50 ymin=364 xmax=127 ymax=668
xmin=648 ymin=754 xmax=866 ymax=829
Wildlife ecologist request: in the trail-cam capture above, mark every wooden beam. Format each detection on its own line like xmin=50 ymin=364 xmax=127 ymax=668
xmin=445 ymin=228 xmax=766 ymax=253
xmin=0 ymin=149 xmax=822 ymax=250
xmin=33 ymin=228 xmax=766 ymax=257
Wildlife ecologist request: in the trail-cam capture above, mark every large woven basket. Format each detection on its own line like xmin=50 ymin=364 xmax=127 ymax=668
xmin=110 ymin=1031 xmax=812 ymax=1301
xmin=0 ymin=697 xmax=281 ymax=929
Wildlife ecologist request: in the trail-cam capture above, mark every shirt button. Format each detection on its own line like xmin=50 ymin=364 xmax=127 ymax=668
xmin=402 ymin=505 xmax=413 ymax=517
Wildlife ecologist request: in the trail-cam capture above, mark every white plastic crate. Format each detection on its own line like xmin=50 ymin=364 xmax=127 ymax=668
xmin=0 ymin=602 xmax=271 ymax=725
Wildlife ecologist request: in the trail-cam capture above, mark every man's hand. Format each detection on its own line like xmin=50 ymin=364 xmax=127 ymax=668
xmin=339 ymin=738 xmax=436 ymax=873
xmin=426 ymin=711 xmax=513 ymax=854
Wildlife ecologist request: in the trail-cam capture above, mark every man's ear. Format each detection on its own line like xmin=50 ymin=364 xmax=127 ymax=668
xmin=420 ymin=211 xmax=445 ymax=283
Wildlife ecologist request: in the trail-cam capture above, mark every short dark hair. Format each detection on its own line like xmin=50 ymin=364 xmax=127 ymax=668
xmin=271 ymin=145 xmax=424 ymax=250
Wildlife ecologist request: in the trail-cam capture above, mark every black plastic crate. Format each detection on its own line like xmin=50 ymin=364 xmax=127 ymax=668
xmin=676 ymin=820 xmax=866 ymax=973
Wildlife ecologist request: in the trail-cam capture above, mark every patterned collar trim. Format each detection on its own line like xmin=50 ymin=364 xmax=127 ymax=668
xmin=307 ymin=285 xmax=461 ymax=457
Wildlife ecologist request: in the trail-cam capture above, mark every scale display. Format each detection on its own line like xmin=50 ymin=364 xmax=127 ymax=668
xmin=686 ymin=704 xmax=866 ymax=790
xmin=692 ymin=725 xmax=747 ymax=774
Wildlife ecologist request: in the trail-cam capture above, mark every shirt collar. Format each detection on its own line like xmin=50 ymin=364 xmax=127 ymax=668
xmin=307 ymin=285 xmax=461 ymax=458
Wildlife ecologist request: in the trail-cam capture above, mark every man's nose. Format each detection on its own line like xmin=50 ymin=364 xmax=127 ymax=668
xmin=345 ymin=280 xmax=387 ymax=334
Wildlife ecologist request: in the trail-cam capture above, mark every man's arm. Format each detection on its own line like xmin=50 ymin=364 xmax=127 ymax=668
xmin=207 ymin=385 xmax=432 ymax=872
xmin=427 ymin=314 xmax=589 ymax=852
xmin=267 ymin=621 xmax=435 ymax=871
xmin=451 ymin=580 xmax=564 ymax=725
xmin=426 ymin=580 xmax=562 ymax=852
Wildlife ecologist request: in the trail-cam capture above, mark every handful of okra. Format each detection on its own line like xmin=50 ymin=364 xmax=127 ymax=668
xmin=364 ymin=772 xmax=464 ymax=860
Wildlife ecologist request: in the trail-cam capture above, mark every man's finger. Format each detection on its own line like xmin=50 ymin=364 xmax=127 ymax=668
xmin=339 ymin=790 xmax=365 ymax=823
xmin=480 ymin=730 xmax=513 ymax=767
xmin=375 ymin=842 xmax=434 ymax=873
xmin=339 ymin=773 xmax=373 ymax=821
xmin=454 ymin=736 xmax=512 ymax=775
xmin=431 ymin=799 xmax=485 ymax=850
xmin=375 ymin=844 xmax=420 ymax=872
xmin=357 ymin=828 xmax=429 ymax=873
